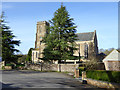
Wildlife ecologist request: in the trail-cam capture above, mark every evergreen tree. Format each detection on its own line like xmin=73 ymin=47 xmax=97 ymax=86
xmin=26 ymin=48 xmax=33 ymax=63
xmin=42 ymin=4 xmax=78 ymax=62
xmin=0 ymin=12 xmax=20 ymax=64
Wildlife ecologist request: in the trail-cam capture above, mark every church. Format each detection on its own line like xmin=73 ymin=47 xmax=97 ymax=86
xmin=32 ymin=21 xmax=98 ymax=63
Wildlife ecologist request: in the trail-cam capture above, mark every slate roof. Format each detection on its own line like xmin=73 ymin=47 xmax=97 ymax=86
xmin=103 ymin=49 xmax=120 ymax=61
xmin=76 ymin=32 xmax=94 ymax=41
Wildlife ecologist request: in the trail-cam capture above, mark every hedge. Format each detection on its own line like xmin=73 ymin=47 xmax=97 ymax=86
xmin=6 ymin=63 xmax=13 ymax=66
xmin=15 ymin=64 xmax=25 ymax=68
xmin=79 ymin=67 xmax=86 ymax=76
xmin=86 ymin=70 xmax=120 ymax=83
xmin=16 ymin=64 xmax=25 ymax=67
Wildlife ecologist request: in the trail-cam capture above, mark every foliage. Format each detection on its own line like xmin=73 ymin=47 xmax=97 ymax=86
xmin=5 ymin=63 xmax=13 ymax=66
xmin=97 ymin=53 xmax=106 ymax=62
xmin=84 ymin=42 xmax=99 ymax=70
xmin=84 ymin=59 xmax=99 ymax=70
xmin=26 ymin=48 xmax=33 ymax=62
xmin=99 ymin=48 xmax=114 ymax=55
xmin=0 ymin=12 xmax=20 ymax=64
xmin=86 ymin=70 xmax=120 ymax=83
xmin=88 ymin=42 xmax=97 ymax=60
xmin=42 ymin=4 xmax=78 ymax=62
xmin=5 ymin=63 xmax=14 ymax=68
xmin=2 ymin=66 xmax=5 ymax=69
xmin=16 ymin=64 xmax=25 ymax=67
xmin=17 ymin=55 xmax=27 ymax=64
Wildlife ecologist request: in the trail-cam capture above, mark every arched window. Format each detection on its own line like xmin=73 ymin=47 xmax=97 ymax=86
xmin=84 ymin=43 xmax=88 ymax=58
xmin=36 ymin=52 xmax=37 ymax=58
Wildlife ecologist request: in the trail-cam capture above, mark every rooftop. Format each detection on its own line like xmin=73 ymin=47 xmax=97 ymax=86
xmin=103 ymin=49 xmax=120 ymax=61
xmin=76 ymin=32 xmax=94 ymax=41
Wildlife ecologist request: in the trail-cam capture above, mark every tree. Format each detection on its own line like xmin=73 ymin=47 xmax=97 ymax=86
xmin=0 ymin=12 xmax=20 ymax=64
xmin=42 ymin=4 xmax=78 ymax=62
xmin=26 ymin=48 xmax=33 ymax=63
xmin=99 ymin=48 xmax=114 ymax=55
xmin=88 ymin=42 xmax=96 ymax=60
xmin=17 ymin=55 xmax=27 ymax=64
xmin=85 ymin=42 xmax=99 ymax=70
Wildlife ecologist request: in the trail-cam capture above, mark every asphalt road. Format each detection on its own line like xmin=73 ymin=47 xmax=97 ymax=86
xmin=1 ymin=70 xmax=98 ymax=89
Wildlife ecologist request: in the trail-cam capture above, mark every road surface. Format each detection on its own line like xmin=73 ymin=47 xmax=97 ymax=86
xmin=1 ymin=70 xmax=98 ymax=89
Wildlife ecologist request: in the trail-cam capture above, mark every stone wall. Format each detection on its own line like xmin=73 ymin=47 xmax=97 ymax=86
xmin=27 ymin=64 xmax=79 ymax=73
xmin=86 ymin=78 xmax=120 ymax=88
xmin=42 ymin=64 xmax=58 ymax=71
xmin=27 ymin=64 xmax=42 ymax=71
xmin=59 ymin=64 xmax=79 ymax=72
xmin=81 ymin=71 xmax=120 ymax=88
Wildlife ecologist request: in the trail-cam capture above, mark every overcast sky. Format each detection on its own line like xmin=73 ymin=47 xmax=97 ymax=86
xmin=2 ymin=2 xmax=118 ymax=54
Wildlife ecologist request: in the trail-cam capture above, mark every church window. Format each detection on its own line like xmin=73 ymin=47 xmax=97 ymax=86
xmin=36 ymin=52 xmax=37 ymax=58
xmin=84 ymin=43 xmax=88 ymax=58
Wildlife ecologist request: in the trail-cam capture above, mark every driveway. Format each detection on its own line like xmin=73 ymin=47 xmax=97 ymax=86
xmin=1 ymin=70 xmax=98 ymax=89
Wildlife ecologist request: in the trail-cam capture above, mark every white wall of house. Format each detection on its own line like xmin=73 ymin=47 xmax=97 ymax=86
xmin=32 ymin=50 xmax=39 ymax=63
xmin=103 ymin=49 xmax=120 ymax=71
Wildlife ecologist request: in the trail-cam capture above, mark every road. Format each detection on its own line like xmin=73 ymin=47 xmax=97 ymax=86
xmin=1 ymin=70 xmax=98 ymax=89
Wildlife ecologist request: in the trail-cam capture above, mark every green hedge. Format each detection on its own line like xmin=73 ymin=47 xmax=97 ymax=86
xmin=6 ymin=64 xmax=13 ymax=66
xmin=86 ymin=70 xmax=120 ymax=83
xmin=16 ymin=64 xmax=25 ymax=67
xmin=79 ymin=67 xmax=86 ymax=76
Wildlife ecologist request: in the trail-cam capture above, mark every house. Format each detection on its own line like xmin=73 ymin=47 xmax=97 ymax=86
xmin=32 ymin=21 xmax=98 ymax=63
xmin=103 ymin=49 xmax=120 ymax=71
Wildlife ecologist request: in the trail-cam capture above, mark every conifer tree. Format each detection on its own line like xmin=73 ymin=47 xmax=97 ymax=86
xmin=42 ymin=4 xmax=78 ymax=62
xmin=26 ymin=48 xmax=33 ymax=62
xmin=0 ymin=12 xmax=20 ymax=64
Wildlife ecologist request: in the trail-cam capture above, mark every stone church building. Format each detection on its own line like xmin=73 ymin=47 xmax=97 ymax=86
xmin=32 ymin=21 xmax=98 ymax=63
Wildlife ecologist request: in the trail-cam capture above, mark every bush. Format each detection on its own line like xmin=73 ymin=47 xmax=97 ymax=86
xmin=86 ymin=70 xmax=120 ymax=83
xmin=79 ymin=67 xmax=86 ymax=76
xmin=6 ymin=63 xmax=13 ymax=66
xmin=2 ymin=66 xmax=5 ymax=69
xmin=6 ymin=63 xmax=14 ymax=68
xmin=16 ymin=64 xmax=25 ymax=67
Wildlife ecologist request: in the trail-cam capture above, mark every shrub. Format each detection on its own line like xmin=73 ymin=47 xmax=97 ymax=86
xmin=79 ymin=67 xmax=86 ymax=76
xmin=86 ymin=70 xmax=120 ymax=83
xmin=2 ymin=66 xmax=5 ymax=69
xmin=5 ymin=63 xmax=14 ymax=69
xmin=16 ymin=64 xmax=25 ymax=67
xmin=6 ymin=63 xmax=13 ymax=66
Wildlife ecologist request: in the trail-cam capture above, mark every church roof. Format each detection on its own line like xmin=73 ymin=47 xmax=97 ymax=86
xmin=76 ymin=32 xmax=94 ymax=41
xmin=103 ymin=49 xmax=120 ymax=62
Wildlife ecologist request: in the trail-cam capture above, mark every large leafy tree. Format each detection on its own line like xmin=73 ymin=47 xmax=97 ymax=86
xmin=42 ymin=4 xmax=78 ymax=62
xmin=0 ymin=12 xmax=20 ymax=64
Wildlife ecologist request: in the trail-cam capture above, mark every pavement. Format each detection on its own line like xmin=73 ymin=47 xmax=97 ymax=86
xmin=1 ymin=70 xmax=98 ymax=89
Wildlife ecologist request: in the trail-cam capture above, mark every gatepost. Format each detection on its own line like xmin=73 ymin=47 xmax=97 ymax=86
xmin=74 ymin=68 xmax=79 ymax=78
xmin=82 ymin=71 xmax=87 ymax=84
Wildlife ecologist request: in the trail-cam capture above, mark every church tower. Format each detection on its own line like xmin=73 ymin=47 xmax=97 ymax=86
xmin=32 ymin=21 xmax=49 ymax=63
xmin=35 ymin=21 xmax=49 ymax=49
